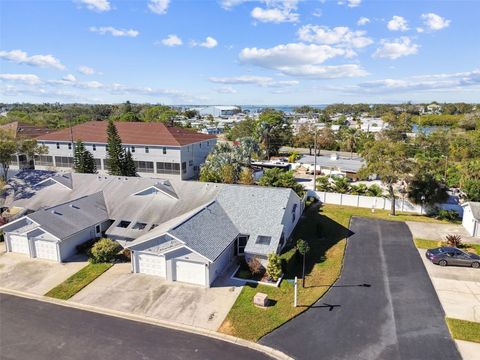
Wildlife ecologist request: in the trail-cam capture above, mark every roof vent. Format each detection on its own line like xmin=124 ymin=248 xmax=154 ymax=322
xmin=51 ymin=210 xmax=62 ymax=216
xmin=69 ymin=204 xmax=80 ymax=209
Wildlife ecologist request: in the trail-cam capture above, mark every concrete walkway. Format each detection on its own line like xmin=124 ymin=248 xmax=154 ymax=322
xmin=406 ymin=221 xmax=479 ymax=244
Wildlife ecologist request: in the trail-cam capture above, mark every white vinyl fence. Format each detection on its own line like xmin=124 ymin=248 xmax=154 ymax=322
xmin=309 ymin=191 xmax=463 ymax=216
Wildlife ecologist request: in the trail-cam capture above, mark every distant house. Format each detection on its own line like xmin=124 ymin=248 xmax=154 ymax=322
xmin=461 ymin=202 xmax=480 ymax=237
xmin=1 ymin=171 xmax=302 ymax=286
xmin=298 ymin=153 xmax=364 ymax=180
xmin=0 ymin=122 xmax=52 ymax=170
xmin=34 ymin=121 xmax=217 ymax=180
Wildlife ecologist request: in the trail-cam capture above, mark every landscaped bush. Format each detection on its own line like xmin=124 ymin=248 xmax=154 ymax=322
xmin=434 ymin=209 xmax=459 ymax=221
xmin=237 ymin=269 xmax=252 ymax=279
xmin=89 ymin=238 xmax=120 ymax=264
xmin=247 ymin=256 xmax=264 ymax=276
xmin=288 ymin=151 xmax=301 ymax=163
xmin=266 ymin=253 xmax=282 ymax=282
xmin=445 ymin=234 xmax=462 ymax=248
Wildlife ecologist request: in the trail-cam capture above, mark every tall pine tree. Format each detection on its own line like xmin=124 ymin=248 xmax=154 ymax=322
xmin=122 ymin=149 xmax=137 ymax=177
xmin=106 ymin=120 xmax=124 ymax=176
xmin=73 ymin=140 xmax=97 ymax=174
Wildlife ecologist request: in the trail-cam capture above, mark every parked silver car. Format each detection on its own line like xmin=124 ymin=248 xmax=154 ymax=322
xmin=426 ymin=247 xmax=480 ymax=268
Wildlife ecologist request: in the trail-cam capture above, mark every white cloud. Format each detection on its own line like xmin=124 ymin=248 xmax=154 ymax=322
xmin=191 ymin=36 xmax=218 ymax=48
xmin=148 ymin=0 xmax=170 ymax=15
xmin=219 ymin=0 xmax=246 ymax=10
xmin=416 ymin=27 xmax=424 ymax=33
xmin=160 ymin=34 xmax=183 ymax=47
xmin=338 ymin=0 xmax=361 ymax=8
xmin=313 ymin=9 xmax=322 ymax=17
xmin=347 ymin=69 xmax=480 ymax=93
xmin=89 ymin=26 xmax=139 ymax=37
xmin=239 ymin=43 xmax=367 ymax=78
xmin=251 ymin=5 xmax=299 ymax=23
xmin=357 ymin=17 xmax=370 ymax=26
xmin=297 ymin=25 xmax=373 ymax=48
xmin=0 ymin=49 xmax=65 ymax=70
xmin=209 ymin=76 xmax=300 ymax=87
xmin=77 ymin=0 xmax=111 ymax=12
xmin=373 ymin=37 xmax=418 ymax=60
xmin=213 ymin=87 xmax=238 ymax=94
xmin=0 ymin=73 xmax=42 ymax=85
xmin=421 ymin=13 xmax=451 ymax=31
xmin=62 ymin=74 xmax=77 ymax=82
xmin=387 ymin=16 xmax=409 ymax=31
xmin=78 ymin=65 xmax=95 ymax=75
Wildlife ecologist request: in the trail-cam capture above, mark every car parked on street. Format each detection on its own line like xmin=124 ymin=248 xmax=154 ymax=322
xmin=426 ymin=247 xmax=480 ymax=268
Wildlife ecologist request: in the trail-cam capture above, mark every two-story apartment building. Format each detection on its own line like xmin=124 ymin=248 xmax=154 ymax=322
xmin=34 ymin=121 xmax=217 ymax=179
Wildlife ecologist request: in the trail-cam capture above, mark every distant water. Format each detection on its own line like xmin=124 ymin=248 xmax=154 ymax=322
xmin=412 ymin=124 xmax=449 ymax=134
xmin=177 ymin=104 xmax=327 ymax=114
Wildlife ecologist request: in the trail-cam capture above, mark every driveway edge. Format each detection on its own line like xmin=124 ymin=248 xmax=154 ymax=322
xmin=0 ymin=287 xmax=292 ymax=360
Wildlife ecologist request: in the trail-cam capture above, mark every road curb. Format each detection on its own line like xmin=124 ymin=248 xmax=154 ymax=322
xmin=0 ymin=287 xmax=293 ymax=360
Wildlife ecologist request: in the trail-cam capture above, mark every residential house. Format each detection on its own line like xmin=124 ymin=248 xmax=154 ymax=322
xmin=461 ymin=202 xmax=480 ymax=237
xmin=1 ymin=171 xmax=302 ymax=286
xmin=34 ymin=121 xmax=217 ymax=180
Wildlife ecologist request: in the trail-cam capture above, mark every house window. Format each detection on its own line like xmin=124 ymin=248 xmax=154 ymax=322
xmin=132 ymin=222 xmax=147 ymax=230
xmin=199 ymin=143 xmax=202 ymax=148
xmin=56 ymin=143 xmax=60 ymax=149
xmin=163 ymin=147 xmax=167 ymax=154
xmin=68 ymin=143 xmax=72 ymax=150
xmin=35 ymin=155 xmax=53 ymax=166
xmin=188 ymin=160 xmax=193 ymax=167
xmin=94 ymin=158 xmax=102 ymax=169
xmin=256 ymin=236 xmax=271 ymax=245
xmin=156 ymin=162 xmax=180 ymax=174
xmin=92 ymin=144 xmax=96 ymax=151
xmin=117 ymin=220 xmax=131 ymax=228
xmin=54 ymin=156 xmax=73 ymax=168
xmin=182 ymin=162 xmax=186 ymax=174
xmin=145 ymin=146 xmax=149 ymax=153
xmin=131 ymin=146 xmax=135 ymax=153
xmin=133 ymin=161 xmax=154 ymax=173
xmin=95 ymin=225 xmax=100 ymax=234
xmin=237 ymin=235 xmax=248 ymax=255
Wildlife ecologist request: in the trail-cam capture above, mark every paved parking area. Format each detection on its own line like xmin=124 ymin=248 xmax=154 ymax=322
xmin=262 ymin=217 xmax=460 ymax=360
xmin=0 ymin=245 xmax=88 ymax=295
xmin=70 ymin=263 xmax=243 ymax=331
xmin=406 ymin=221 xmax=479 ymax=244
xmin=419 ymin=249 xmax=480 ymax=322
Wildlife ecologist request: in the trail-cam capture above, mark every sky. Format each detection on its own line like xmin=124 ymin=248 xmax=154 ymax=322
xmin=1 ymin=0 xmax=479 ymax=105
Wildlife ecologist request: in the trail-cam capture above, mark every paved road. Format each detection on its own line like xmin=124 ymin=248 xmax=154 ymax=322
xmin=261 ymin=217 xmax=461 ymax=360
xmin=0 ymin=294 xmax=270 ymax=360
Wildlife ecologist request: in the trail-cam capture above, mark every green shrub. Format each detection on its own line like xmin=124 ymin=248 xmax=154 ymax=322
xmin=266 ymin=253 xmax=282 ymax=282
xmin=288 ymin=151 xmax=301 ymax=163
xmin=434 ymin=209 xmax=459 ymax=221
xmin=89 ymin=238 xmax=120 ymax=264
xmin=237 ymin=269 xmax=252 ymax=279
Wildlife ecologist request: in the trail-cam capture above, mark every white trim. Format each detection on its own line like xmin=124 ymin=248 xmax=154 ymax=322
xmin=0 ymin=215 xmax=32 ymax=231
xmin=165 ymin=232 xmax=212 ymax=263
xmin=131 ymin=185 xmax=177 ymax=200
xmin=34 ymin=177 xmax=72 ymax=190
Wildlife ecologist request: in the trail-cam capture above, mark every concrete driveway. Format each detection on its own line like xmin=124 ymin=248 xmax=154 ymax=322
xmin=261 ymin=217 xmax=460 ymax=360
xmin=419 ymin=249 xmax=480 ymax=322
xmin=70 ymin=263 xmax=242 ymax=331
xmin=0 ymin=244 xmax=88 ymax=295
xmin=406 ymin=221 xmax=479 ymax=244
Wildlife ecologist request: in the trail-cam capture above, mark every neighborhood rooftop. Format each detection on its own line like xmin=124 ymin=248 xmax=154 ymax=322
xmin=36 ymin=120 xmax=216 ymax=146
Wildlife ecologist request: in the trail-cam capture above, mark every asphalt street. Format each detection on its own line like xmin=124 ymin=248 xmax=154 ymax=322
xmin=0 ymin=293 xmax=270 ymax=360
xmin=261 ymin=217 xmax=461 ymax=360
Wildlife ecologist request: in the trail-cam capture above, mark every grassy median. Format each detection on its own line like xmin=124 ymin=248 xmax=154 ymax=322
xmin=45 ymin=263 xmax=113 ymax=300
xmin=414 ymin=238 xmax=480 ymax=254
xmin=446 ymin=318 xmax=480 ymax=343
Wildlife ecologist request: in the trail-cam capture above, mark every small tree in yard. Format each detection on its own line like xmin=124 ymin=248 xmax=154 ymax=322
xmin=247 ymin=256 xmax=264 ymax=276
xmin=296 ymin=239 xmax=310 ymax=287
xmin=266 ymin=253 xmax=282 ymax=282
xmin=89 ymin=238 xmax=120 ymax=263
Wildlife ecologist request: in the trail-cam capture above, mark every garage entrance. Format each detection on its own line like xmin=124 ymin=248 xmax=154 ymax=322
xmin=9 ymin=235 xmax=30 ymax=255
xmin=34 ymin=239 xmax=58 ymax=261
xmin=137 ymin=253 xmax=166 ymax=277
xmin=175 ymin=260 xmax=206 ymax=286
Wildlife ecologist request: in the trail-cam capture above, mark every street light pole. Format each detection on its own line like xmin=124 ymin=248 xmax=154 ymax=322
xmin=313 ymin=126 xmax=317 ymax=192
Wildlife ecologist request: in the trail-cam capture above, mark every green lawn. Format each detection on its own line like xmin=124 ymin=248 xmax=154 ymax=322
xmin=446 ymin=318 xmax=480 ymax=343
xmin=45 ymin=263 xmax=113 ymax=300
xmin=218 ymin=203 xmax=349 ymax=341
xmin=414 ymin=238 xmax=480 ymax=254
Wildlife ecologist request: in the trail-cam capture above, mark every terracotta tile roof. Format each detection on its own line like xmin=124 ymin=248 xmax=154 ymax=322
xmin=36 ymin=121 xmax=216 ymax=146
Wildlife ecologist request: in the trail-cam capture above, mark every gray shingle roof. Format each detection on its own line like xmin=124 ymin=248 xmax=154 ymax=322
xmin=467 ymin=202 xmax=480 ymax=220
xmin=27 ymin=192 xmax=108 ymax=240
xmin=298 ymin=154 xmax=364 ymax=173
xmin=168 ymin=201 xmax=239 ymax=261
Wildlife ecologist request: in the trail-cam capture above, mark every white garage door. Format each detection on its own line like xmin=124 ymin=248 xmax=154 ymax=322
xmin=34 ymin=239 xmax=58 ymax=261
xmin=9 ymin=234 xmax=30 ymax=255
xmin=175 ymin=260 xmax=206 ymax=286
xmin=137 ymin=253 xmax=166 ymax=277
